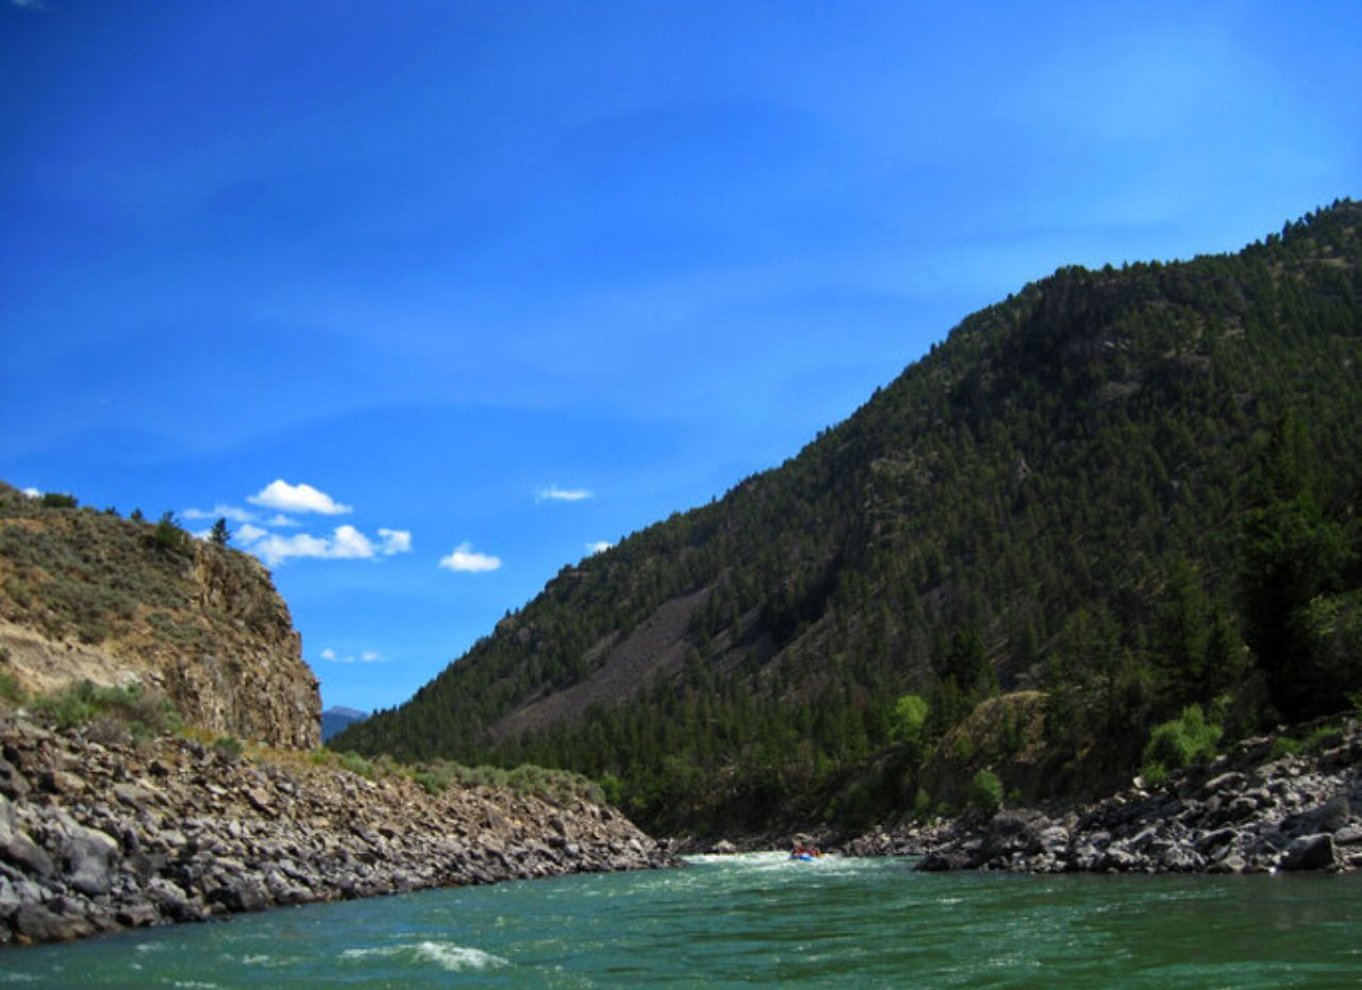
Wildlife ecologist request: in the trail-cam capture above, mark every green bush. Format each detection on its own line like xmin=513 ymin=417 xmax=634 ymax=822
xmin=32 ymin=687 xmax=94 ymax=729
xmin=1303 ymin=725 xmax=1344 ymax=752
xmin=969 ymin=768 xmax=1003 ymax=815
xmin=891 ymin=693 xmax=930 ymax=750
xmin=599 ymin=773 xmax=624 ymax=807
xmin=1267 ymin=735 xmax=1302 ymax=760
xmin=213 ymin=735 xmax=245 ymax=761
xmin=1290 ymin=591 xmax=1362 ymax=716
xmin=336 ymin=751 xmax=374 ymax=778
xmin=1142 ymin=704 xmax=1222 ymax=772
xmin=1139 ymin=761 xmax=1170 ymax=788
xmin=913 ymin=787 xmax=933 ymax=819
xmin=0 ymin=666 xmax=24 ymax=706
xmin=409 ymin=766 xmax=446 ymax=795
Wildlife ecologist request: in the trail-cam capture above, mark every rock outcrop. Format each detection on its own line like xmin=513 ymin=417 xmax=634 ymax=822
xmin=848 ymin=718 xmax=1362 ymax=875
xmin=0 ymin=713 xmax=671 ymax=945
xmin=0 ymin=486 xmax=320 ymax=749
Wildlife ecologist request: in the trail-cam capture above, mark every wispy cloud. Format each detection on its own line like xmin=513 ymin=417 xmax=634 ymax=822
xmin=438 ymin=542 xmax=502 ymax=573
xmin=377 ymin=528 xmax=412 ymax=555
xmin=319 ymin=647 xmax=386 ymax=664
xmin=11 ymin=1 xmax=50 ymax=12
xmin=182 ymin=504 xmax=257 ymax=523
xmin=585 ymin=540 xmax=613 ymax=555
xmin=248 ymin=479 xmax=352 ymax=515
xmin=236 ymin=523 xmax=269 ymax=544
xmin=536 ymin=484 xmax=593 ymax=503
xmin=21 ymin=487 xmax=40 ymax=499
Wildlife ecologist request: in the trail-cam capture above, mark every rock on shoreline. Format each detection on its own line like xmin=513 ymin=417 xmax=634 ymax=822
xmin=852 ymin=718 xmax=1362 ymax=875
xmin=0 ymin=715 xmax=672 ymax=946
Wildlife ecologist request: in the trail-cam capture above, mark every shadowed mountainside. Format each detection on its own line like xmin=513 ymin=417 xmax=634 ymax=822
xmin=337 ymin=200 xmax=1362 ymax=834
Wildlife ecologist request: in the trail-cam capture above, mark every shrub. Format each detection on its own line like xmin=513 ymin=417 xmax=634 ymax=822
xmin=32 ymin=684 xmax=97 ymax=729
xmin=913 ymin=787 xmax=933 ymax=819
xmin=1142 ymin=704 xmax=1222 ymax=772
xmin=1139 ymin=761 xmax=1170 ymax=788
xmin=336 ymin=751 xmax=374 ymax=778
xmin=213 ymin=735 xmax=245 ymax=762
xmin=1268 ymin=735 xmax=1302 ymax=760
xmin=1303 ymin=725 xmax=1344 ymax=752
xmin=891 ymin=693 xmax=930 ymax=751
xmin=969 ymin=768 xmax=1003 ymax=815
xmin=0 ymin=665 xmax=24 ymax=706
xmin=599 ymin=773 xmax=624 ymax=807
xmin=151 ymin=511 xmax=190 ymax=556
xmin=86 ymin=713 xmax=133 ymax=748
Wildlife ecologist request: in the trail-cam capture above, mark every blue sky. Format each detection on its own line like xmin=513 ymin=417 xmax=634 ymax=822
xmin=2 ymin=1 xmax=1359 ymax=713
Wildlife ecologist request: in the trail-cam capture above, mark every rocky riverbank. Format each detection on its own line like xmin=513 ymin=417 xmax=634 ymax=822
xmin=844 ymin=717 xmax=1362 ymax=874
xmin=0 ymin=713 xmax=672 ymax=946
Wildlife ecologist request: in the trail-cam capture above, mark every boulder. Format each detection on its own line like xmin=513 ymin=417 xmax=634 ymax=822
xmin=1280 ymin=833 xmax=1336 ymax=872
xmin=63 ymin=824 xmax=120 ymax=897
xmin=916 ymin=850 xmax=972 ymax=872
xmin=1 ymin=826 xmax=56 ymax=881
xmin=0 ymin=757 xmax=30 ymax=798
xmin=1281 ymin=796 xmax=1350 ymax=837
xmin=12 ymin=903 xmax=95 ymax=943
xmin=1332 ymin=825 xmax=1362 ymax=846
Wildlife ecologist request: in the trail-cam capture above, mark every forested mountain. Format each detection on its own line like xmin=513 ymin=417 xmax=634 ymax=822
xmin=336 ymin=201 xmax=1362 ymax=834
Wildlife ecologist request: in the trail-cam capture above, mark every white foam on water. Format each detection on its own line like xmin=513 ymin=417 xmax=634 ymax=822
xmin=414 ymin=941 xmax=509 ymax=972
xmin=341 ymin=941 xmax=509 ymax=972
xmin=686 ymin=850 xmax=862 ymax=874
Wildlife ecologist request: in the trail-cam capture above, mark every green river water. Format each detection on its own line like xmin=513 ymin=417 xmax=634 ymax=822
xmin=2 ymin=853 xmax=1360 ymax=988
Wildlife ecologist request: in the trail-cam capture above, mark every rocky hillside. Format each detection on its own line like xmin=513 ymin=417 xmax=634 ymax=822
xmin=866 ymin=715 xmax=1362 ymax=875
xmin=338 ymin=199 xmax=1362 ymax=834
xmin=0 ymin=485 xmax=320 ymax=749
xmin=0 ymin=711 xmax=669 ymax=945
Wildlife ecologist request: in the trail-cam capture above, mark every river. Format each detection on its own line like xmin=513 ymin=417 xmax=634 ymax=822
xmin=3 ymin=853 xmax=1360 ymax=988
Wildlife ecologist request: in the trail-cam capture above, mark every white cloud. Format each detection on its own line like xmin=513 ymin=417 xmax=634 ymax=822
xmin=184 ymin=484 xmax=407 ymax=568
xmin=21 ymin=487 xmax=40 ymax=499
xmin=331 ymin=525 xmax=375 ymax=559
xmin=377 ymin=528 xmax=412 ymax=556
xmin=318 ymin=647 xmax=385 ymax=664
xmin=536 ymin=484 xmax=593 ymax=503
xmin=585 ymin=540 xmax=613 ymax=556
xmin=12 ymin=1 xmax=50 ymax=11
xmin=236 ymin=523 xmax=268 ymax=545
xmin=439 ymin=542 xmax=502 ymax=573
xmin=253 ymin=532 xmax=333 ymax=566
xmin=246 ymin=523 xmax=412 ymax=566
xmin=248 ymin=479 xmax=352 ymax=515
xmin=182 ymin=504 xmax=258 ymax=523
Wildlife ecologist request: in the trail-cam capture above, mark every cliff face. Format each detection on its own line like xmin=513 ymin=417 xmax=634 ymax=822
xmin=0 ymin=485 xmax=320 ymax=749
